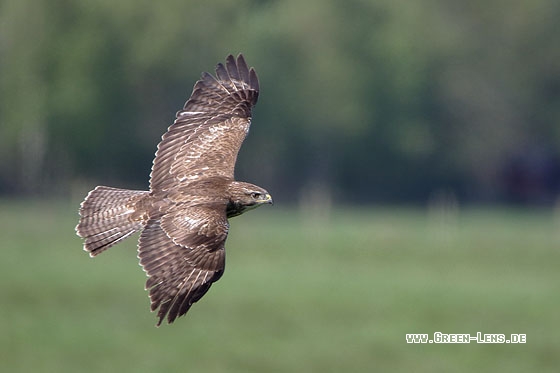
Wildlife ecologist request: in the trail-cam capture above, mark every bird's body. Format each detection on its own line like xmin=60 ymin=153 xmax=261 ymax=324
xmin=76 ymin=55 xmax=272 ymax=326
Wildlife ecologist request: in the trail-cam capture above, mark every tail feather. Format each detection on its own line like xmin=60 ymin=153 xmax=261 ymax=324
xmin=76 ymin=186 xmax=149 ymax=257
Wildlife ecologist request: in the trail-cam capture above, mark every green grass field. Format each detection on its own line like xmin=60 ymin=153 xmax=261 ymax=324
xmin=1 ymin=200 xmax=559 ymax=372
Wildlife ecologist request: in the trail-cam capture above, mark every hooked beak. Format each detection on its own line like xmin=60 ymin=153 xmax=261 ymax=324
xmin=263 ymin=193 xmax=273 ymax=205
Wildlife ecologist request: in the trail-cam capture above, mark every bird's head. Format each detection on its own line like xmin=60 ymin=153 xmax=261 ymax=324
xmin=226 ymin=181 xmax=273 ymax=218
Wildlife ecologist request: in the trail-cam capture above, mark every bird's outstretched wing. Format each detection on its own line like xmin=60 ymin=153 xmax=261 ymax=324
xmin=150 ymin=54 xmax=260 ymax=193
xmin=138 ymin=205 xmax=228 ymax=325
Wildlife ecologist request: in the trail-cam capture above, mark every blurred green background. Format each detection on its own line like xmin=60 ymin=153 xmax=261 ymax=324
xmin=1 ymin=0 xmax=559 ymax=371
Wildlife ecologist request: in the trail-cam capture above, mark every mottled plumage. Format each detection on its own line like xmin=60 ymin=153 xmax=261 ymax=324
xmin=76 ymin=55 xmax=272 ymax=326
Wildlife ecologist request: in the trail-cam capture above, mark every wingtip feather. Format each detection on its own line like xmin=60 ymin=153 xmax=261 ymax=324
xmin=249 ymin=68 xmax=259 ymax=92
xmin=225 ymin=54 xmax=240 ymax=81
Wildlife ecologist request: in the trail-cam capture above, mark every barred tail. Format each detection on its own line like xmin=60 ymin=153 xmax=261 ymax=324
xmin=76 ymin=186 xmax=149 ymax=257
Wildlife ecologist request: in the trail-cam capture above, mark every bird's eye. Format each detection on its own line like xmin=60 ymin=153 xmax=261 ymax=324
xmin=251 ymin=192 xmax=260 ymax=199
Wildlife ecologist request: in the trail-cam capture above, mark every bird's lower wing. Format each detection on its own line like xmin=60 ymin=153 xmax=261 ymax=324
xmin=138 ymin=206 xmax=227 ymax=325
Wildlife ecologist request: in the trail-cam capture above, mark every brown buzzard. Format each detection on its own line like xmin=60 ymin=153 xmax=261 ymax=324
xmin=76 ymin=55 xmax=272 ymax=326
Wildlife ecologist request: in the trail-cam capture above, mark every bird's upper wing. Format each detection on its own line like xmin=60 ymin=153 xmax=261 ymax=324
xmin=150 ymin=54 xmax=259 ymax=193
xmin=138 ymin=204 xmax=228 ymax=325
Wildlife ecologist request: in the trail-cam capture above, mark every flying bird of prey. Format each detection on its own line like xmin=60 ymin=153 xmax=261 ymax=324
xmin=76 ymin=54 xmax=272 ymax=326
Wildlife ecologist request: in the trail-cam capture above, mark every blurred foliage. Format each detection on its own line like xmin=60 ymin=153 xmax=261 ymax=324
xmin=1 ymin=0 xmax=559 ymax=203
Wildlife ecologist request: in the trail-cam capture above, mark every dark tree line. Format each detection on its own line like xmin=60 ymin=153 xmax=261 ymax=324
xmin=1 ymin=0 xmax=559 ymax=204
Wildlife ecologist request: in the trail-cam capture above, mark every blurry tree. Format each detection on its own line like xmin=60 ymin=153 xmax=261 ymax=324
xmin=0 ymin=0 xmax=559 ymax=204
